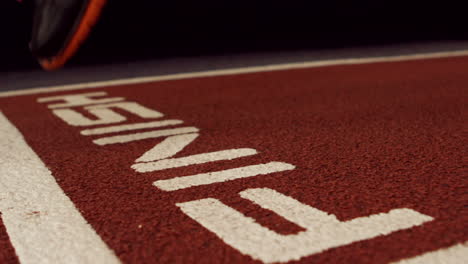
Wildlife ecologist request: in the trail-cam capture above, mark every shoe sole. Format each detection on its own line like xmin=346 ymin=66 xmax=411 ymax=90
xmin=39 ymin=0 xmax=107 ymax=70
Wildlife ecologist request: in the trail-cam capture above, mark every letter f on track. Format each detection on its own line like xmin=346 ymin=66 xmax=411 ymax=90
xmin=177 ymin=188 xmax=433 ymax=263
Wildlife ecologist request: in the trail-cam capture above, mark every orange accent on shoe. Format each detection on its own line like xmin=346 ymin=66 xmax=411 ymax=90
xmin=39 ymin=0 xmax=107 ymax=71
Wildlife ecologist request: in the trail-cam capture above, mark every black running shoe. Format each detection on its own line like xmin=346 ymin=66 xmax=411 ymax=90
xmin=29 ymin=0 xmax=107 ymax=70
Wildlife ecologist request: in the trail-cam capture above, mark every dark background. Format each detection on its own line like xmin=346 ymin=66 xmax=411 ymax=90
xmin=1 ymin=1 xmax=467 ymax=71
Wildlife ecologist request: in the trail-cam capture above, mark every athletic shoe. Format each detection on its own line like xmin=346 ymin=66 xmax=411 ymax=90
xmin=29 ymin=0 xmax=107 ymax=70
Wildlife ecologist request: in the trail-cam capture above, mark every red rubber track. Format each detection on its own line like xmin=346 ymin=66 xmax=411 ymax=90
xmin=0 ymin=56 xmax=466 ymax=263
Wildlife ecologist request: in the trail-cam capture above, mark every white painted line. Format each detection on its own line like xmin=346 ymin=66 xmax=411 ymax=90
xmin=2 ymin=50 xmax=468 ymax=98
xmin=0 ymin=112 xmax=121 ymax=264
xmin=81 ymin=119 xmax=183 ymax=135
xmin=93 ymin=126 xmax=199 ymax=145
xmin=37 ymin=91 xmax=124 ymax=108
xmin=53 ymin=107 xmax=127 ymax=126
xmin=154 ymin=162 xmax=295 ymax=191
xmin=133 ymin=148 xmax=258 ymax=172
xmin=53 ymin=101 xmax=166 ymax=127
xmin=86 ymin=102 xmax=164 ymax=119
xmin=136 ymin=133 xmax=199 ymax=162
xmin=391 ymin=242 xmax=468 ymax=264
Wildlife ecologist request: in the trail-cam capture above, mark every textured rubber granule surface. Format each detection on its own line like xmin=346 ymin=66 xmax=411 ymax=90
xmin=0 ymin=56 xmax=466 ymax=263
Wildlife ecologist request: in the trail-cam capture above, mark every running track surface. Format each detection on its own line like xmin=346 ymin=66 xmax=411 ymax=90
xmin=0 ymin=53 xmax=467 ymax=264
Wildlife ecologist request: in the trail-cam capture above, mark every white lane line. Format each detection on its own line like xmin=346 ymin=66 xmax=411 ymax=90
xmin=93 ymin=126 xmax=199 ymax=145
xmin=133 ymin=148 xmax=258 ymax=172
xmin=390 ymin=242 xmax=468 ymax=264
xmin=0 ymin=112 xmax=121 ymax=264
xmin=81 ymin=119 xmax=183 ymax=135
xmin=154 ymin=162 xmax=295 ymax=191
xmin=1 ymin=50 xmax=468 ymax=98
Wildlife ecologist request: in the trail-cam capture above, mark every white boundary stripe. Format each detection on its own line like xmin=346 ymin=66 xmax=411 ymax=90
xmin=0 ymin=112 xmax=121 ymax=264
xmin=390 ymin=242 xmax=468 ymax=264
xmin=1 ymin=50 xmax=468 ymax=98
